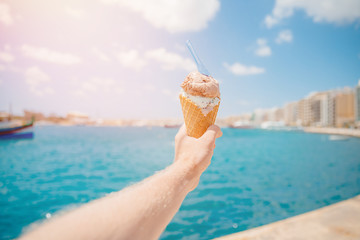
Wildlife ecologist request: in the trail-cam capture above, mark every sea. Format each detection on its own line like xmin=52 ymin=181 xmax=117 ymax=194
xmin=1 ymin=126 xmax=360 ymax=240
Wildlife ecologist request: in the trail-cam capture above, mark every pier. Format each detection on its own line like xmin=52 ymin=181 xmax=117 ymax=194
xmin=215 ymin=195 xmax=360 ymax=240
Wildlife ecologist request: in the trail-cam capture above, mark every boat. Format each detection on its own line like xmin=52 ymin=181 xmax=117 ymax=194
xmin=164 ymin=124 xmax=182 ymax=128
xmin=229 ymin=121 xmax=254 ymax=129
xmin=0 ymin=119 xmax=34 ymax=140
xmin=328 ymin=135 xmax=350 ymax=141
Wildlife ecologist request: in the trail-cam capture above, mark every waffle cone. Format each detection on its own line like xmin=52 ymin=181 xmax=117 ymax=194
xmin=179 ymin=94 xmax=220 ymax=138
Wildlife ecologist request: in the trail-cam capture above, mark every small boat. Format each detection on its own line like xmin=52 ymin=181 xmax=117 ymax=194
xmin=164 ymin=124 xmax=182 ymax=128
xmin=0 ymin=120 xmax=34 ymax=140
xmin=229 ymin=124 xmax=253 ymax=129
xmin=261 ymin=121 xmax=286 ymax=130
xmin=328 ymin=135 xmax=350 ymax=141
xmin=229 ymin=121 xmax=254 ymax=129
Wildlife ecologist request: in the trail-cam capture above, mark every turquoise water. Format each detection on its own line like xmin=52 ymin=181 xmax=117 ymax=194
xmin=1 ymin=126 xmax=360 ymax=240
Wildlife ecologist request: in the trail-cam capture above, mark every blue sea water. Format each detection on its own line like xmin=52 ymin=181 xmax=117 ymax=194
xmin=0 ymin=126 xmax=360 ymax=240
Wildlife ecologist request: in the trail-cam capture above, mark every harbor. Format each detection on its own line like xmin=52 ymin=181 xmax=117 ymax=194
xmin=1 ymin=126 xmax=360 ymax=239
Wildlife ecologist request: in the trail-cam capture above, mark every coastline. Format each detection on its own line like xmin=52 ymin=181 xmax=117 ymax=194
xmin=214 ymin=194 xmax=360 ymax=240
xmin=304 ymin=127 xmax=360 ymax=138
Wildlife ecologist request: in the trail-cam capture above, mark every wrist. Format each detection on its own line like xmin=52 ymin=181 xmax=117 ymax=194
xmin=170 ymin=160 xmax=201 ymax=193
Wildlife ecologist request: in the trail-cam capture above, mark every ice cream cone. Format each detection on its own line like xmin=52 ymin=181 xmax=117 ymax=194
xmin=180 ymin=94 xmax=220 ymax=138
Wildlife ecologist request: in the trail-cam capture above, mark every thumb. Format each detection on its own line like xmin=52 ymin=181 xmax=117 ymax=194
xmin=201 ymin=125 xmax=222 ymax=142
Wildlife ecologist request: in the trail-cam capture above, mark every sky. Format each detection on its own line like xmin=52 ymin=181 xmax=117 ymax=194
xmin=0 ymin=0 xmax=360 ymax=119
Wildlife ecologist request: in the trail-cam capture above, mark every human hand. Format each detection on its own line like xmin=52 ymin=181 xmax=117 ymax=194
xmin=173 ymin=124 xmax=222 ymax=190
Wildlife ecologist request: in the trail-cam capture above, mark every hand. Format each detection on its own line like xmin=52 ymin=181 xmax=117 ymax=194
xmin=174 ymin=124 xmax=222 ymax=190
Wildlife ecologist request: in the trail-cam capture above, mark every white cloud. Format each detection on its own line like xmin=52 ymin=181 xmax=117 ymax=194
xmin=264 ymin=15 xmax=280 ymax=28
xmin=276 ymin=30 xmax=293 ymax=44
xmin=25 ymin=67 xmax=50 ymax=86
xmin=116 ymin=49 xmax=147 ymax=70
xmin=0 ymin=50 xmax=15 ymax=63
xmin=257 ymin=39 xmax=267 ymax=45
xmin=100 ymin=0 xmax=220 ymax=33
xmin=265 ymin=0 xmax=360 ymax=28
xmin=0 ymin=64 xmax=20 ymax=73
xmin=255 ymin=38 xmax=272 ymax=57
xmin=91 ymin=47 xmax=111 ymax=62
xmin=25 ymin=66 xmax=54 ymax=96
xmin=145 ymin=48 xmax=196 ymax=71
xmin=72 ymin=77 xmax=118 ymax=97
xmin=116 ymin=48 xmax=195 ymax=71
xmin=0 ymin=3 xmax=13 ymax=26
xmin=256 ymin=47 xmax=271 ymax=57
xmin=21 ymin=45 xmax=82 ymax=65
xmin=224 ymin=62 xmax=265 ymax=76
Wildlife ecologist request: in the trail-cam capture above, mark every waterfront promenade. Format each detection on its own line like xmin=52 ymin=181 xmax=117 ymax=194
xmin=215 ymin=195 xmax=360 ymax=240
xmin=304 ymin=127 xmax=360 ymax=138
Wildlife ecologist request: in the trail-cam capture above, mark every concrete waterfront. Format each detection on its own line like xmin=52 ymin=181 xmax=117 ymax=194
xmin=304 ymin=127 xmax=360 ymax=138
xmin=215 ymin=195 xmax=360 ymax=240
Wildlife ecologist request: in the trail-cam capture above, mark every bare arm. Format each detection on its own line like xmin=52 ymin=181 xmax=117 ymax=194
xmin=20 ymin=125 xmax=222 ymax=240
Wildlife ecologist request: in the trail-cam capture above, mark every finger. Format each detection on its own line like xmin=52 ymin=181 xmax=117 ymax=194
xmin=209 ymin=125 xmax=222 ymax=138
xmin=175 ymin=124 xmax=187 ymax=140
xmin=201 ymin=125 xmax=222 ymax=142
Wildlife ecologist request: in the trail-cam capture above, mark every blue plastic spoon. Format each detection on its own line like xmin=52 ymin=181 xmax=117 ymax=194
xmin=186 ymin=40 xmax=211 ymax=76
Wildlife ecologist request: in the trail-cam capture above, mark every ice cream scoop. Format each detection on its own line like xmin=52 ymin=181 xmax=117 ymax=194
xmin=181 ymin=71 xmax=220 ymax=115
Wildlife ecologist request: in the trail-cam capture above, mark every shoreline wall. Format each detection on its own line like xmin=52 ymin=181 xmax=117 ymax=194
xmin=304 ymin=127 xmax=360 ymax=138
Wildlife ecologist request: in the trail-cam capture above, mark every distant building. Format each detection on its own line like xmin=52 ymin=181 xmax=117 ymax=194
xmin=284 ymin=102 xmax=298 ymax=126
xmin=253 ymin=109 xmax=268 ymax=124
xmin=355 ymin=80 xmax=360 ymax=126
xmin=267 ymin=108 xmax=278 ymax=122
xmin=0 ymin=111 xmax=10 ymax=121
xmin=66 ymin=111 xmax=89 ymax=125
xmin=295 ymin=91 xmax=336 ymax=127
xmin=325 ymin=91 xmax=336 ymax=127
xmin=303 ymin=98 xmax=312 ymax=126
xmin=311 ymin=98 xmax=321 ymax=125
xmin=297 ymin=99 xmax=305 ymax=126
xmin=24 ymin=110 xmax=45 ymax=121
xmin=297 ymin=96 xmax=313 ymax=126
xmin=246 ymin=84 xmax=357 ymax=128
xmin=311 ymin=92 xmax=331 ymax=127
xmin=275 ymin=108 xmax=284 ymax=122
xmin=335 ymin=88 xmax=355 ymax=128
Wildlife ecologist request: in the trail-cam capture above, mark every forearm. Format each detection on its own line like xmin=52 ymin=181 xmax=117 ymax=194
xmin=20 ymin=161 xmax=198 ymax=240
xmin=125 ymin=161 xmax=198 ymax=239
